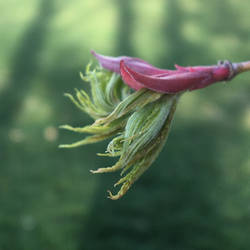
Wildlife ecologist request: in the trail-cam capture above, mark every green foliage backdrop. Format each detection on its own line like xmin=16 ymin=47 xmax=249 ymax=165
xmin=1 ymin=0 xmax=250 ymax=249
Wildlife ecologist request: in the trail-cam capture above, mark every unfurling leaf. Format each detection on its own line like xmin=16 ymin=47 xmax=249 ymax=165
xmin=60 ymin=64 xmax=179 ymax=199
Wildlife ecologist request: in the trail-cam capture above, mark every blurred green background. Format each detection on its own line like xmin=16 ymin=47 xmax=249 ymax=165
xmin=1 ymin=0 xmax=250 ymax=249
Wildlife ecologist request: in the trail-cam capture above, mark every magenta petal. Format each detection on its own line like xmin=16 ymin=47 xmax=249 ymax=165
xmin=174 ymin=64 xmax=189 ymax=71
xmin=91 ymin=50 xmax=175 ymax=75
xmin=120 ymin=61 xmax=213 ymax=93
xmin=120 ymin=60 xmax=144 ymax=90
xmin=91 ymin=50 xmax=129 ymax=73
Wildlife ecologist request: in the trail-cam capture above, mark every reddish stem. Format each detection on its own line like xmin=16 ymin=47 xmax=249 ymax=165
xmin=233 ymin=61 xmax=250 ymax=74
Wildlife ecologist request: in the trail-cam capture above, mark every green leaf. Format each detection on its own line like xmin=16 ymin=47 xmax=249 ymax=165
xmin=60 ymin=63 xmax=181 ymax=199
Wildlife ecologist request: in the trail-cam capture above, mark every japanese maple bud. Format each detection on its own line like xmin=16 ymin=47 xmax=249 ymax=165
xmin=92 ymin=51 xmax=233 ymax=93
